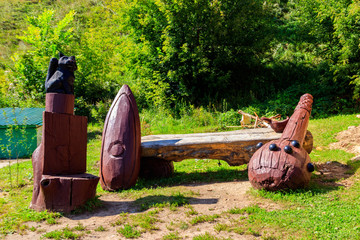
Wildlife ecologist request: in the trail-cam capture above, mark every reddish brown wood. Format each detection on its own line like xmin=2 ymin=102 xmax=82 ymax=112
xmin=31 ymin=92 xmax=99 ymax=212
xmin=100 ymin=85 xmax=141 ymax=191
xmin=30 ymin=174 xmax=99 ymax=212
xmin=261 ymin=117 xmax=289 ymax=133
xmin=42 ymin=112 xmax=87 ymax=175
xmin=248 ymin=94 xmax=314 ymax=191
xmin=139 ymin=158 xmax=174 ymax=179
xmin=45 ymin=93 xmax=75 ymax=114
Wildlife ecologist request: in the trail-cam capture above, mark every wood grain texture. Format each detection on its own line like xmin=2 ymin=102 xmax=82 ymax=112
xmin=100 ymin=84 xmax=141 ymax=191
xmin=42 ymin=112 xmax=87 ymax=175
xmin=141 ymin=128 xmax=313 ymax=166
xmin=248 ymin=94 xmax=314 ymax=191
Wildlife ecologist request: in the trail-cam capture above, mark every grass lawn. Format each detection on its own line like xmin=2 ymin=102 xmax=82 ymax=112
xmin=0 ymin=114 xmax=360 ymax=239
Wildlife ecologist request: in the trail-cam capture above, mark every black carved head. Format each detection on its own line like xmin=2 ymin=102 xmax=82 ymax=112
xmin=58 ymin=53 xmax=77 ymax=72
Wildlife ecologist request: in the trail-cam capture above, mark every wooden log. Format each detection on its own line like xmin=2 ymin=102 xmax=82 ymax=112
xmin=141 ymin=128 xmax=313 ymax=166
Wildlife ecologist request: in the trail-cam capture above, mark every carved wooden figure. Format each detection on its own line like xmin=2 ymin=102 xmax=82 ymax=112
xmin=30 ymin=54 xmax=99 ymax=212
xmin=100 ymin=84 xmax=141 ymax=191
xmin=248 ymin=94 xmax=315 ymax=191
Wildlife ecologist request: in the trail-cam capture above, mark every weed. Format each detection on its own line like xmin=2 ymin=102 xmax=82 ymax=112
xmin=46 ymin=218 xmax=58 ymax=225
xmin=94 ymin=226 xmax=106 ymax=232
xmin=227 ymin=207 xmax=242 ymax=214
xmin=190 ymin=214 xmax=220 ymax=225
xmin=118 ymin=224 xmax=141 ymax=238
xmin=192 ymin=232 xmax=229 ymax=240
xmin=232 ymin=227 xmax=245 ymax=235
xmin=179 ymin=221 xmax=189 ymax=230
xmin=247 ymin=227 xmax=261 ymax=237
xmin=113 ymin=210 xmax=161 ymax=233
xmin=72 ymin=223 xmax=86 ymax=231
xmin=137 ymin=192 xmax=189 ymax=211
xmin=214 ymin=223 xmax=229 ymax=233
xmin=163 ymin=231 xmax=181 ymax=240
xmin=185 ymin=204 xmax=198 ymax=216
xmin=166 ymin=222 xmax=175 ymax=231
xmin=262 ymin=236 xmax=278 ymax=240
xmin=71 ymin=195 xmax=102 ymax=214
xmin=42 ymin=226 xmax=80 ymax=239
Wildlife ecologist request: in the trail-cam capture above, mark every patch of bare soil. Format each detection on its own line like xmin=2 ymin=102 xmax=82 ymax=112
xmin=5 ymin=181 xmax=281 ymax=240
xmin=318 ymin=124 xmax=360 ymax=187
xmin=5 ymin=125 xmax=360 ymax=239
xmin=313 ymin=161 xmax=353 ymax=187
xmin=0 ymin=159 xmax=29 ymax=169
xmin=329 ymin=125 xmax=360 ymax=155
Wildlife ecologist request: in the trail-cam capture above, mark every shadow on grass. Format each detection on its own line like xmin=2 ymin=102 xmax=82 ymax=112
xmin=87 ymin=129 xmax=102 ymax=142
xmin=133 ymin=168 xmax=249 ymax=190
xmin=256 ymin=160 xmax=360 ymax=199
xmin=311 ymin=160 xmax=360 ymax=189
xmin=67 ymin=194 xmax=219 ymax=220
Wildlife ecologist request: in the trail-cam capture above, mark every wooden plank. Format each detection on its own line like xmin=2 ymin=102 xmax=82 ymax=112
xmin=141 ymin=128 xmax=313 ymax=166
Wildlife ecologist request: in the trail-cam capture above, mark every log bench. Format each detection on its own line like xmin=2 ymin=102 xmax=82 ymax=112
xmin=139 ymin=128 xmax=313 ymax=178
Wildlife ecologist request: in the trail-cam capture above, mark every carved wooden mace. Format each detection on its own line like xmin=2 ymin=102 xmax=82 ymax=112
xmin=248 ymin=93 xmax=315 ymax=191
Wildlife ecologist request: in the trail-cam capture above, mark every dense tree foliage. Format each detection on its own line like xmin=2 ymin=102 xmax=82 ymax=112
xmin=0 ymin=0 xmax=359 ymax=120
xmin=113 ymin=0 xmax=276 ymax=108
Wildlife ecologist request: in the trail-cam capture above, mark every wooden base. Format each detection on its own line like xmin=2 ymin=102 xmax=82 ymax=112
xmin=30 ymin=173 xmax=99 ymax=213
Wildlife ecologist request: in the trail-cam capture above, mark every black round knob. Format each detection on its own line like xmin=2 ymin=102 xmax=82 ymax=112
xmin=284 ymin=145 xmax=293 ymax=154
xmin=307 ymin=163 xmax=315 ymax=172
xmin=256 ymin=142 xmax=263 ymax=149
xmin=291 ymin=140 xmax=300 ymax=148
xmin=269 ymin=143 xmax=277 ymax=151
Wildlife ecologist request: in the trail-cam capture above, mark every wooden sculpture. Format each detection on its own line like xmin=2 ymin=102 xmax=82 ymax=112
xmin=100 ymin=84 xmax=141 ymax=191
xmin=248 ymin=93 xmax=315 ymax=191
xmin=30 ymin=54 xmax=99 ymax=212
xmin=261 ymin=116 xmax=289 ymax=133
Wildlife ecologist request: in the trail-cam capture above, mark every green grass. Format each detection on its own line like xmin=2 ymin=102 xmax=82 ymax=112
xmin=192 ymin=232 xmax=230 ymax=240
xmin=1 ymin=113 xmax=360 ymax=239
xmin=190 ymin=214 xmax=220 ymax=225
xmin=117 ymin=224 xmax=141 ymax=238
xmin=42 ymin=226 xmax=81 ymax=240
xmin=162 ymin=231 xmax=181 ymax=240
xmin=114 ymin=209 xmax=161 ymax=237
xmin=94 ymin=225 xmax=106 ymax=232
xmin=308 ymin=114 xmax=360 ymax=147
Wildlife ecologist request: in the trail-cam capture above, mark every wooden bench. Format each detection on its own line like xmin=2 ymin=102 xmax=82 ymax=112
xmin=139 ymin=128 xmax=313 ymax=178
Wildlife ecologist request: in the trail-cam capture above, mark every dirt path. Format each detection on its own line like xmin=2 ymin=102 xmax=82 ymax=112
xmin=4 ymin=124 xmax=360 ymax=239
xmin=0 ymin=159 xmax=29 ymax=169
xmin=6 ymin=181 xmax=275 ymax=240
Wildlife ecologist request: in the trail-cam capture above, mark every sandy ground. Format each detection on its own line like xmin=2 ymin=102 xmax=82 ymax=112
xmin=330 ymin=125 xmax=360 ymax=155
xmin=6 ymin=181 xmax=278 ymax=240
xmin=3 ymin=124 xmax=360 ymax=239
xmin=0 ymin=159 xmax=29 ymax=169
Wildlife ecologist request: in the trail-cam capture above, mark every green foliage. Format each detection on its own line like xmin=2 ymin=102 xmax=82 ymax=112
xmin=219 ymin=109 xmax=242 ymax=127
xmin=116 ymin=0 xmax=275 ymax=108
xmin=6 ymin=9 xmax=75 ymax=106
xmin=2 ymin=0 xmax=360 ymax=118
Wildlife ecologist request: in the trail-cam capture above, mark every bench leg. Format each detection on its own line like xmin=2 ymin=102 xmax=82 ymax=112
xmin=139 ymin=158 xmax=174 ymax=179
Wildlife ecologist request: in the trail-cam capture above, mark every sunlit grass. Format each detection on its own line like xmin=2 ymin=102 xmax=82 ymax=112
xmin=0 ymin=113 xmax=360 ymax=239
